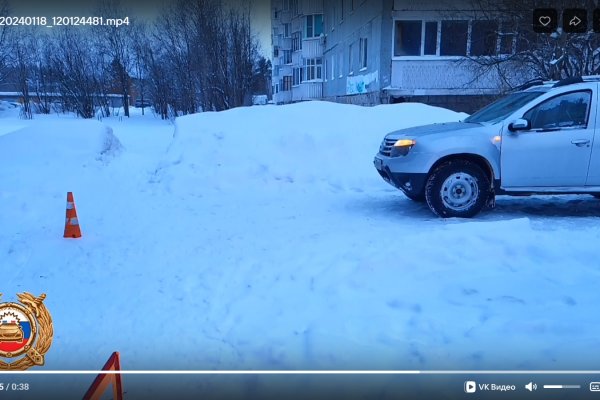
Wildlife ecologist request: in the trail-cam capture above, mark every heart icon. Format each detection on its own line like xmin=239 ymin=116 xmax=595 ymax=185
xmin=539 ymin=16 xmax=551 ymax=26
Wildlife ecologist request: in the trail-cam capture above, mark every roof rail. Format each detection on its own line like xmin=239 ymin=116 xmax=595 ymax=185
xmin=513 ymin=78 xmax=545 ymax=91
xmin=551 ymin=75 xmax=600 ymax=87
xmin=513 ymin=75 xmax=600 ymax=92
xmin=553 ymin=76 xmax=584 ymax=87
xmin=581 ymin=75 xmax=600 ymax=82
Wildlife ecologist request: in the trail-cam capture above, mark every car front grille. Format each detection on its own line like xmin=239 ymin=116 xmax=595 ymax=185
xmin=379 ymin=138 xmax=396 ymax=156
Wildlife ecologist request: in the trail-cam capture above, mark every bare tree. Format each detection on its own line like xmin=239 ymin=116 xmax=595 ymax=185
xmin=131 ymin=22 xmax=150 ymax=115
xmin=225 ymin=7 xmax=259 ymax=107
xmin=190 ymin=0 xmax=228 ymax=111
xmin=50 ymin=27 xmax=103 ymax=118
xmin=30 ymin=33 xmax=59 ymax=114
xmin=460 ymin=0 xmax=600 ymax=90
xmin=145 ymin=47 xmax=175 ymax=120
xmin=10 ymin=27 xmax=34 ymax=119
xmin=147 ymin=0 xmax=261 ymax=115
xmin=0 ymin=0 xmax=10 ymax=84
xmin=96 ymin=0 xmax=134 ymax=117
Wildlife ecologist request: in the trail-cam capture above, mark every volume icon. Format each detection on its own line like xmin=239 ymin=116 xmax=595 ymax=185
xmin=525 ymin=382 xmax=537 ymax=391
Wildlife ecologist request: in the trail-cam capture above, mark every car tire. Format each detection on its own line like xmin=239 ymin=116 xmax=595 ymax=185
xmin=403 ymin=191 xmax=426 ymax=202
xmin=425 ymin=160 xmax=490 ymax=218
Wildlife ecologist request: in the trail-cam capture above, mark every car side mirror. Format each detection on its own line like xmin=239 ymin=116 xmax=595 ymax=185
xmin=508 ymin=118 xmax=530 ymax=132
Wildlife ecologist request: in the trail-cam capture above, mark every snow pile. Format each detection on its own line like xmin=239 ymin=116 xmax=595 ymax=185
xmin=2 ymin=100 xmax=600 ymax=386
xmin=0 ymin=120 xmax=122 ymax=236
xmin=0 ymin=119 xmax=122 ymax=189
xmin=159 ymin=101 xmax=466 ymax=191
xmin=0 ymin=100 xmax=17 ymax=112
xmin=0 ymin=101 xmax=23 ymax=134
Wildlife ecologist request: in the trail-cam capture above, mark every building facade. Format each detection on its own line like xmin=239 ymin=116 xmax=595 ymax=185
xmin=271 ymin=0 xmax=523 ymax=112
xmin=271 ymin=0 xmax=326 ymax=104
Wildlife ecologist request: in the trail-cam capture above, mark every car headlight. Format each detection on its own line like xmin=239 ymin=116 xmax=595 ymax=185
xmin=391 ymin=139 xmax=416 ymax=157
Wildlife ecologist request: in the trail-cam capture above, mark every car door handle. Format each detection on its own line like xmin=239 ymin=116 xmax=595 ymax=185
xmin=571 ymin=139 xmax=590 ymax=147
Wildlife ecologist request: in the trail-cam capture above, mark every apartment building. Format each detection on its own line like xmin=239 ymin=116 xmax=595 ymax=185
xmin=272 ymin=0 xmax=522 ymax=111
xmin=271 ymin=0 xmax=325 ymax=104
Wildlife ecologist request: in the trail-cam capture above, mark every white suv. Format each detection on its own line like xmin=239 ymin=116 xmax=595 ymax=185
xmin=374 ymin=76 xmax=600 ymax=218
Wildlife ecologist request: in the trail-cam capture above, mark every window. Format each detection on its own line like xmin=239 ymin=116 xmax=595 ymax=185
xmin=470 ymin=21 xmax=498 ymax=56
xmin=305 ymin=14 xmax=323 ymax=38
xmin=359 ymin=38 xmax=368 ymax=69
xmin=338 ymin=51 xmax=343 ymax=77
xmin=499 ymin=20 xmax=517 ymax=55
xmin=394 ymin=20 xmax=422 ymax=56
xmin=465 ymin=91 xmax=545 ymax=124
xmin=293 ymin=68 xmax=301 ymax=86
xmin=348 ymin=43 xmax=354 ymax=74
xmin=283 ymin=76 xmax=293 ymax=91
xmin=303 ymin=58 xmax=323 ymax=81
xmin=292 ymin=31 xmax=302 ymax=51
xmin=339 ymin=0 xmax=344 ymax=22
xmin=393 ymin=19 xmax=513 ymax=58
xmin=283 ymin=23 xmax=291 ymax=38
xmin=283 ymin=50 xmax=292 ymax=64
xmin=273 ymin=46 xmax=279 ymax=57
xmin=424 ymin=22 xmax=438 ymax=55
xmin=523 ymin=91 xmax=591 ymax=130
xmin=282 ymin=0 xmax=290 ymax=10
xmin=440 ymin=21 xmax=468 ymax=56
xmin=290 ymin=0 xmax=298 ymax=15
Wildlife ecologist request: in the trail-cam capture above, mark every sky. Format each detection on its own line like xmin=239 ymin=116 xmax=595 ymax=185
xmin=7 ymin=0 xmax=272 ymax=56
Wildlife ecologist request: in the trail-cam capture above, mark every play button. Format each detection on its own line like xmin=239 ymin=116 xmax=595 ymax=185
xmin=464 ymin=381 xmax=477 ymax=393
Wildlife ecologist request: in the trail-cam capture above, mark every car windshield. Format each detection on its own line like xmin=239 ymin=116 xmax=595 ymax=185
xmin=464 ymin=91 xmax=546 ymax=124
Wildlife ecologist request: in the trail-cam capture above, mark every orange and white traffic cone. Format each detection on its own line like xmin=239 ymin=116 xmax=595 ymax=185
xmin=63 ymin=192 xmax=82 ymax=238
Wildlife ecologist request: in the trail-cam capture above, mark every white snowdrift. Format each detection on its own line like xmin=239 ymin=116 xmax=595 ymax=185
xmin=0 ymin=119 xmax=122 ymax=249
xmin=2 ymin=100 xmax=600 ymax=391
xmin=0 ymin=101 xmax=24 ymax=136
xmin=0 ymin=119 xmax=122 ymax=189
xmin=160 ymin=101 xmax=467 ymax=190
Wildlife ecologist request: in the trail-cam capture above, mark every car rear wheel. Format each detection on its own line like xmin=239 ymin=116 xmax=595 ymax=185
xmin=425 ymin=160 xmax=490 ymax=218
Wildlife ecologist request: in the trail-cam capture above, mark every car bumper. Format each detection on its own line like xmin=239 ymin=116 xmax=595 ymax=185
xmin=374 ymin=156 xmax=427 ymax=196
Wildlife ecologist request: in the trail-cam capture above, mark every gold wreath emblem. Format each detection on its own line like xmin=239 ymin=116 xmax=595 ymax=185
xmin=0 ymin=293 xmax=53 ymax=370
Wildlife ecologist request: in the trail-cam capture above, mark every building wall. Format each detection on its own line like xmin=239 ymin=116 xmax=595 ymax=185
xmin=392 ymin=94 xmax=499 ymax=114
xmin=389 ymin=59 xmax=502 ymax=95
xmin=272 ymin=0 xmax=522 ymax=112
xmin=387 ymin=0 xmax=506 ymax=99
xmin=271 ymin=0 xmax=325 ymax=104
xmin=322 ymin=0 xmax=389 ymax=99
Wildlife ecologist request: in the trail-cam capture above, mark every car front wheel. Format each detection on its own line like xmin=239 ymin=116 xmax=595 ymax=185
xmin=425 ymin=160 xmax=490 ymax=218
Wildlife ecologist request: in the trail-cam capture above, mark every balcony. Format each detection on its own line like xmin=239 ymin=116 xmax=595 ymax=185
xmin=390 ymin=58 xmax=503 ymax=95
xmin=301 ymin=37 xmax=324 ymax=59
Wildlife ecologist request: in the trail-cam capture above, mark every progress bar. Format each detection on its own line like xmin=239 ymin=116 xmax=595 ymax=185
xmin=1 ymin=370 xmax=600 ymax=375
xmin=543 ymin=385 xmax=581 ymax=389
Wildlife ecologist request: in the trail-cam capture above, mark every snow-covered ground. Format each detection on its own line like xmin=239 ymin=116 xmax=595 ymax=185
xmin=2 ymin=102 xmax=600 ymax=396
